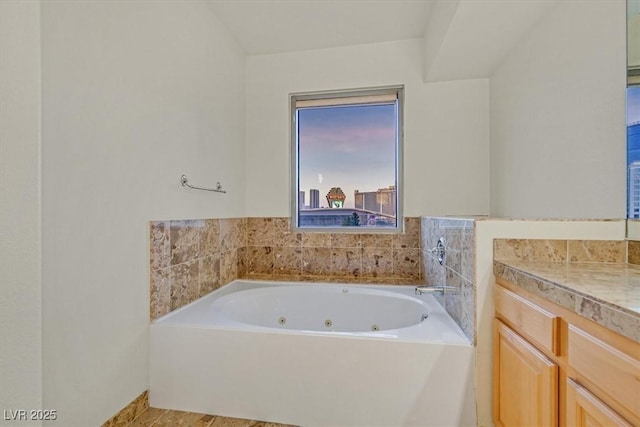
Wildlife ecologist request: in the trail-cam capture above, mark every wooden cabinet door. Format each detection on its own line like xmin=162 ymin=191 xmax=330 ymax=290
xmin=494 ymin=319 xmax=558 ymax=427
xmin=565 ymin=379 xmax=632 ymax=427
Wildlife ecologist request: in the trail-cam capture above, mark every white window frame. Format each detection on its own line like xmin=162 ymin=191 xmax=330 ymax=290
xmin=290 ymin=85 xmax=404 ymax=233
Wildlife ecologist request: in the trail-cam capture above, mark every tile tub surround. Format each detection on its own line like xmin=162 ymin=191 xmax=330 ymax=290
xmin=150 ymin=217 xmax=422 ymax=320
xmin=150 ymin=218 xmax=246 ymax=320
xmin=244 ymin=216 xmax=422 ymax=283
xmin=421 ymin=217 xmax=476 ymax=343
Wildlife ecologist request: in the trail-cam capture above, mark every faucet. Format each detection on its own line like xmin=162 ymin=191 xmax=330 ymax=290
xmin=429 ymin=237 xmax=446 ymax=265
xmin=414 ymin=285 xmax=456 ymax=295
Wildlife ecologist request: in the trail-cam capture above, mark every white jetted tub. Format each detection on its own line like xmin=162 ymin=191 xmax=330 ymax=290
xmin=149 ymin=280 xmax=476 ymax=427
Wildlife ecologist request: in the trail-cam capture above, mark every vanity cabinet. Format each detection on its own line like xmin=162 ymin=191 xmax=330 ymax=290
xmin=493 ymin=280 xmax=640 ymax=427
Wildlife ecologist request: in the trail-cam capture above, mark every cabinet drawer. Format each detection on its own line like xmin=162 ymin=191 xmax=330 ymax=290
xmin=495 ymin=285 xmax=560 ymax=355
xmin=568 ymin=325 xmax=640 ymax=420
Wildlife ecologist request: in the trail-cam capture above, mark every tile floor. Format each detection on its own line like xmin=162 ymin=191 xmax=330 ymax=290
xmin=128 ymin=407 xmax=297 ymax=427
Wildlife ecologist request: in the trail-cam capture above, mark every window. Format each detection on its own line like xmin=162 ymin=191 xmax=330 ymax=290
xmin=627 ymin=85 xmax=640 ymax=218
xmin=291 ymin=86 xmax=403 ymax=231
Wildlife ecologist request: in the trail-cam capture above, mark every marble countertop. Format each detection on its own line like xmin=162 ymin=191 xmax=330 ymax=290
xmin=494 ymin=260 xmax=640 ymax=342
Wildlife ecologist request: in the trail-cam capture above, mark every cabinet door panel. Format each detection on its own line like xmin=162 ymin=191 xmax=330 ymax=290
xmin=566 ymin=379 xmax=632 ymax=427
xmin=494 ymin=319 xmax=558 ymax=427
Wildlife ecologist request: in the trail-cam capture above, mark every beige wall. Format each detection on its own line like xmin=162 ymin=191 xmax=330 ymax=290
xmin=246 ymin=38 xmax=490 ymax=218
xmin=40 ymin=1 xmax=246 ymax=425
xmin=0 ymin=1 xmax=43 ymax=424
xmin=490 ymin=0 xmax=626 ymax=219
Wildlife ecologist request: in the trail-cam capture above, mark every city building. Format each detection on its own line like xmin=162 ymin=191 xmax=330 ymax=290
xmin=628 ymin=122 xmax=640 ymax=218
xmin=309 ymin=189 xmax=320 ymax=209
xmin=298 ymin=208 xmax=396 ymax=227
xmin=629 ymin=160 xmax=640 ymax=218
xmin=354 ymin=185 xmax=396 ymax=216
xmin=298 ymin=191 xmax=305 ymax=209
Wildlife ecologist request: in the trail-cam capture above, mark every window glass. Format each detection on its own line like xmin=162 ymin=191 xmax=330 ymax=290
xmin=291 ymin=87 xmax=403 ymax=231
xmin=628 ymin=86 xmax=640 ymax=218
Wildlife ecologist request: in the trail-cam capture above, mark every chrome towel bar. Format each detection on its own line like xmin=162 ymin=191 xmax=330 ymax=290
xmin=180 ymin=174 xmax=226 ymax=193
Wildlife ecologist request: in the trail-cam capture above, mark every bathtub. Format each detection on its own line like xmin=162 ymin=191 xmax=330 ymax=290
xmin=149 ymin=280 xmax=476 ymax=427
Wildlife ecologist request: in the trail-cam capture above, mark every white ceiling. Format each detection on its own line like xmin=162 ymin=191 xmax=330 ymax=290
xmin=207 ymin=0 xmax=558 ymax=81
xmin=207 ymin=0 xmax=434 ymax=55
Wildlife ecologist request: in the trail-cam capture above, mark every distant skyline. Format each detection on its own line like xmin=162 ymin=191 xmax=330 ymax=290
xmin=298 ymin=103 xmax=396 ymax=209
xmin=628 ymin=86 xmax=640 ymax=165
xmin=629 ymin=86 xmax=640 ymax=126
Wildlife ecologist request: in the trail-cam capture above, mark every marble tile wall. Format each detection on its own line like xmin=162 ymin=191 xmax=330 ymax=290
xmin=421 ymin=217 xmax=476 ymax=343
xmin=493 ymin=239 xmax=627 ymax=263
xmin=149 ymin=218 xmax=246 ymax=320
xmin=150 ymin=217 xmax=422 ymax=319
xmin=628 ymin=240 xmax=640 ymax=265
xmin=243 ymin=217 xmax=422 ymax=284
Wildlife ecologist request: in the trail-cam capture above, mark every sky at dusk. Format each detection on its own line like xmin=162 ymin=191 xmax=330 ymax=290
xmin=297 ymin=103 xmax=396 ymax=209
